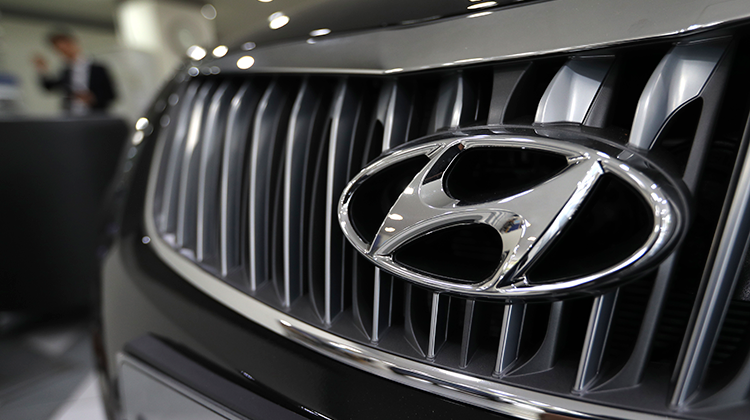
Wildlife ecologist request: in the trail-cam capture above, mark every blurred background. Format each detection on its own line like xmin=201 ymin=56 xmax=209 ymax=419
xmin=0 ymin=1 xmax=290 ymax=419
xmin=0 ymin=0 xmax=283 ymax=121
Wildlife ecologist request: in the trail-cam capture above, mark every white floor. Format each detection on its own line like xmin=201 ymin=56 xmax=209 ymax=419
xmin=49 ymin=374 xmax=107 ymax=420
xmin=0 ymin=318 xmax=107 ymax=420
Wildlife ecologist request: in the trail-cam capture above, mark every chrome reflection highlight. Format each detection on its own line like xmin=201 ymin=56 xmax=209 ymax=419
xmin=339 ymin=134 xmax=680 ymax=299
xmin=242 ymin=42 xmax=257 ymax=51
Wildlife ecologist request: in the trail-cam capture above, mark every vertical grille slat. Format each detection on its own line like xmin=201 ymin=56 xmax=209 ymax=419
xmin=249 ymin=79 xmax=296 ymax=293
xmin=628 ymin=39 xmax=729 ymax=151
xmin=283 ymin=78 xmax=330 ymax=307
xmin=220 ymin=80 xmax=266 ymax=279
xmin=595 ymin=258 xmax=675 ymax=390
xmin=158 ymin=82 xmax=200 ymax=240
xmin=595 ymin=42 xmax=735 ymax=392
xmin=427 ymin=292 xmax=450 ymax=360
xmin=535 ymin=57 xmax=613 ymax=125
xmin=494 ymin=303 xmax=526 ymax=376
xmin=153 ymin=82 xmax=189 ymax=230
xmin=364 ymin=80 xmax=409 ymax=342
xmin=513 ymin=301 xmax=566 ymax=374
xmin=671 ymin=113 xmax=750 ymax=408
xmin=487 ymin=63 xmax=531 ymax=125
xmin=324 ymin=78 xmax=365 ymax=325
xmin=196 ymin=81 xmax=237 ymax=265
xmin=459 ymin=300 xmax=478 ymax=369
xmin=176 ymin=81 xmax=219 ymax=253
xmin=574 ymin=290 xmax=619 ymax=393
xmin=431 ymin=73 xmax=473 ymax=132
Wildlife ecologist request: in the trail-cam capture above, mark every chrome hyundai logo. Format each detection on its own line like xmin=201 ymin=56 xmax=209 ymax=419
xmin=338 ymin=132 xmax=683 ymax=299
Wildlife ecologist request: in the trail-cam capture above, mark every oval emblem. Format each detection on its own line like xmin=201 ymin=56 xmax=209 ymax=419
xmin=338 ymin=131 xmax=686 ymax=299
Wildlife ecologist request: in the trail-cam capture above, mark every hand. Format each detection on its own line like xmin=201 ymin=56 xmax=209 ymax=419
xmin=32 ymin=54 xmax=48 ymax=73
xmin=73 ymin=90 xmax=96 ymax=106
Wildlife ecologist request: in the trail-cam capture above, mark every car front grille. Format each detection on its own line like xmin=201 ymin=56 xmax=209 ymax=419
xmin=146 ymin=28 xmax=750 ymax=419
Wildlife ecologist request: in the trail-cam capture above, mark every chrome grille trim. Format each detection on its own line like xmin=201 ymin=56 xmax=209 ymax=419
xmin=494 ymin=303 xmax=525 ymax=376
xmin=283 ymin=79 xmax=315 ymax=308
xmin=629 ymin=39 xmax=729 ymax=151
xmin=143 ymin=27 xmax=750 ymax=418
xmin=671 ymin=114 xmax=750 ymax=408
xmin=535 ymin=56 xmax=613 ymax=124
xmin=197 ymin=81 xmax=236 ymax=263
xmin=324 ymin=79 xmax=360 ymax=325
xmin=204 ymin=0 xmax=750 ymax=76
xmin=220 ymin=81 xmax=262 ymax=277
xmin=574 ymin=290 xmax=619 ymax=393
xmin=158 ymin=82 xmax=199 ymax=239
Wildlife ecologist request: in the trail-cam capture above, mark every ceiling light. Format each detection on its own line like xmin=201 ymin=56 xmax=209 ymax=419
xmin=212 ymin=45 xmax=228 ymax=57
xmin=268 ymin=12 xmax=290 ymax=29
xmin=237 ymin=55 xmax=255 ymax=69
xmin=132 ymin=131 xmax=144 ymax=146
xmin=201 ymin=4 xmax=217 ymax=20
xmin=135 ymin=117 xmax=149 ymax=131
xmin=187 ymin=45 xmax=206 ymax=60
xmin=309 ymin=28 xmax=331 ymax=37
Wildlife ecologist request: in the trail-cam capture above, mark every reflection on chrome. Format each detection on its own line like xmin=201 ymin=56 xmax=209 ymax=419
xmin=242 ymin=41 xmax=257 ymax=51
xmin=338 ymin=134 xmax=682 ymax=299
xmin=237 ymin=55 xmax=255 ymax=69
xmin=268 ymin=12 xmax=290 ymax=29
xmin=468 ymin=1 xmax=497 ymax=10
xmin=467 ymin=11 xmax=493 ymax=18
xmin=384 ymin=68 xmax=404 ymax=74
xmin=212 ymin=45 xmax=228 ymax=58
xmin=454 ymin=58 xmax=483 ymax=64
xmin=168 ymin=93 xmax=179 ymax=106
xmin=186 ymin=45 xmax=206 ymax=60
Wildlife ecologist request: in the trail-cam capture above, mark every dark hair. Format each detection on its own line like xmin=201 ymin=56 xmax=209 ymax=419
xmin=47 ymin=28 xmax=76 ymax=45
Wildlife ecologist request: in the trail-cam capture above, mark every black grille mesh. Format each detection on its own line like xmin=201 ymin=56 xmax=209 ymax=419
xmin=149 ymin=31 xmax=750 ymax=419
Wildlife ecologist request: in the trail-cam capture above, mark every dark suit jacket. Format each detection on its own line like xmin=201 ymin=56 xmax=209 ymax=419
xmin=41 ymin=62 xmax=116 ymax=112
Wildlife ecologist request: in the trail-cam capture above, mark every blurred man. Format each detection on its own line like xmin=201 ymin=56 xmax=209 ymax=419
xmin=33 ymin=29 xmax=116 ymax=115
